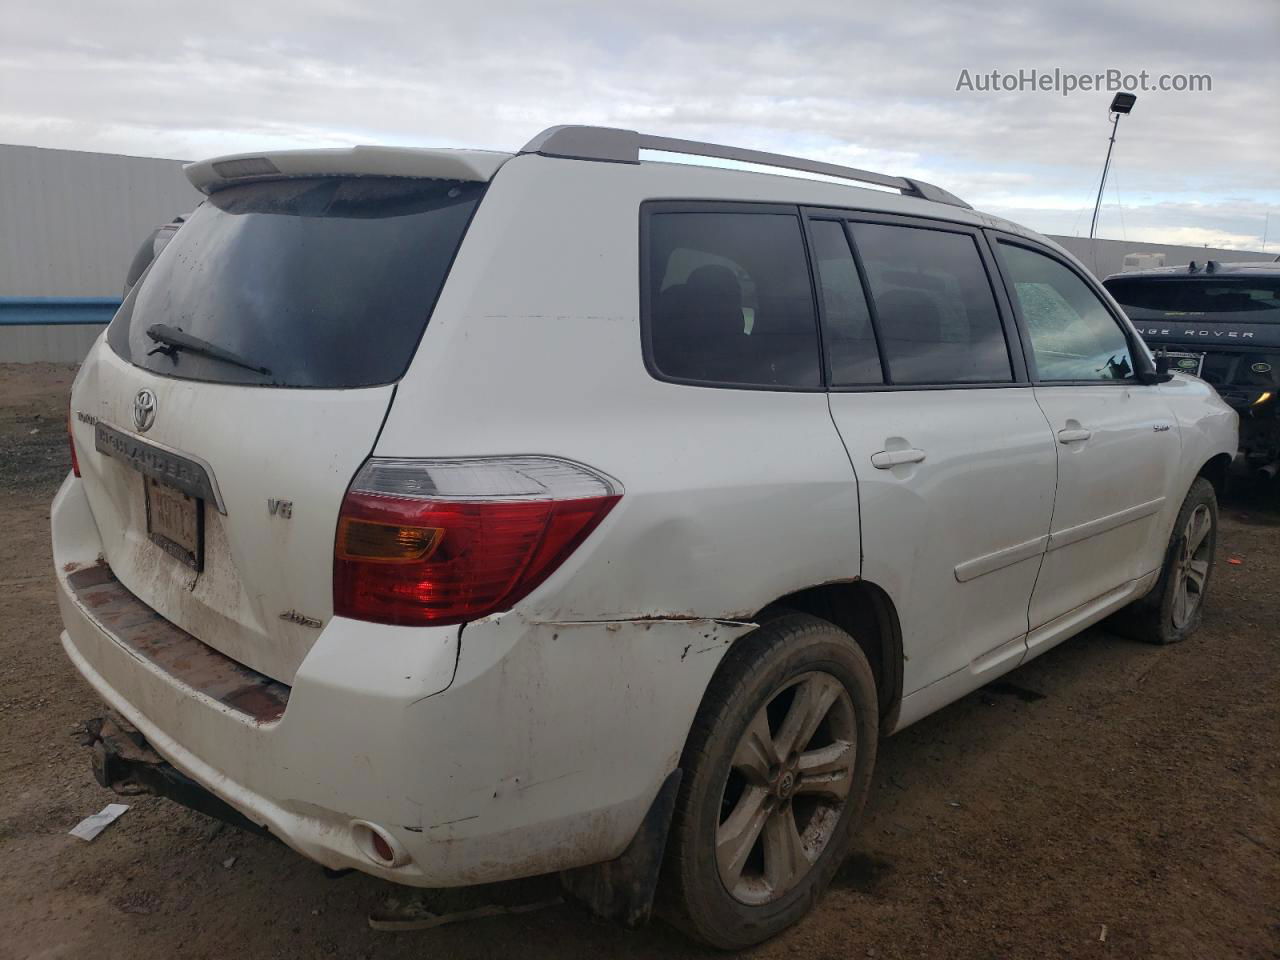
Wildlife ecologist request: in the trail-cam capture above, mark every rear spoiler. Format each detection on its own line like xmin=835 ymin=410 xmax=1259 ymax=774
xmin=184 ymin=146 xmax=513 ymax=195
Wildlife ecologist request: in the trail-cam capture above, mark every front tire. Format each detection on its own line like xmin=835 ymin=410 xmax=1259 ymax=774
xmin=661 ymin=612 xmax=879 ymax=949
xmin=1111 ymin=476 xmax=1219 ymax=645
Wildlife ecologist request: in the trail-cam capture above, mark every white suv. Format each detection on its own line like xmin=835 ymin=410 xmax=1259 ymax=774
xmin=53 ymin=126 xmax=1237 ymax=948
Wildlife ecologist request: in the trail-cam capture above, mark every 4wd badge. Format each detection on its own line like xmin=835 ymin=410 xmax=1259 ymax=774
xmin=279 ymin=609 xmax=321 ymax=628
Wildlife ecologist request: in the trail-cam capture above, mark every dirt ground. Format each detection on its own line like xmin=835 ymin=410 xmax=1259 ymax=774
xmin=1 ymin=362 xmax=1276 ymax=960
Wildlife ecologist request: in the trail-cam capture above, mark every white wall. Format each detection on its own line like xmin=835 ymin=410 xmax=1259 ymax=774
xmin=0 ymin=325 xmax=103 ymax=363
xmin=0 ymin=143 xmax=201 ymax=298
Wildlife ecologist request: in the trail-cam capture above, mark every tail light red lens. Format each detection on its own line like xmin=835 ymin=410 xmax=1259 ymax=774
xmin=333 ymin=457 xmax=621 ymax=627
xmin=67 ymin=402 xmax=81 ymax=477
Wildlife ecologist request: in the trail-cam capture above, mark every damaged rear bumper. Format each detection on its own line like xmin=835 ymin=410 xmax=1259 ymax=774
xmin=53 ymin=473 xmax=754 ymax=888
xmin=84 ymin=713 xmax=271 ymax=840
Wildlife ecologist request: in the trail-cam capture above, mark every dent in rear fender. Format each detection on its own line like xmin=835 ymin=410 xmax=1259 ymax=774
xmin=289 ymin=616 xmax=461 ymax=704
xmin=393 ymin=614 xmax=756 ymax=872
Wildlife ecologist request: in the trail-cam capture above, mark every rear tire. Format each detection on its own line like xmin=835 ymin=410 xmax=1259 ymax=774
xmin=660 ymin=612 xmax=878 ymax=949
xmin=1110 ymin=477 xmax=1218 ymax=645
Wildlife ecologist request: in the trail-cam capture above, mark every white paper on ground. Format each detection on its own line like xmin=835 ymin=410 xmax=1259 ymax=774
xmin=69 ymin=803 xmax=129 ymax=841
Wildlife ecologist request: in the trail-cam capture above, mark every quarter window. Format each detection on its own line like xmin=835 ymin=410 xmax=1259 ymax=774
xmin=848 ymin=222 xmax=1013 ymax=385
xmin=999 ymin=242 xmax=1134 ymax=382
xmin=646 ymin=211 xmax=821 ymax=388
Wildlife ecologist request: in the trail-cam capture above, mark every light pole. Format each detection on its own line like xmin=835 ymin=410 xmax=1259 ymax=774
xmin=1089 ymin=93 xmax=1137 ymax=239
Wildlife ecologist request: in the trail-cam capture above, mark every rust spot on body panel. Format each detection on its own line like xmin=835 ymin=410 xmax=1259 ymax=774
xmin=67 ymin=565 xmax=290 ymax=723
xmin=70 ymin=563 xmax=116 ymax=588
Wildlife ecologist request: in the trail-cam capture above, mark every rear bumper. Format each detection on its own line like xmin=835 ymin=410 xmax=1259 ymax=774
xmin=52 ymin=473 xmax=749 ymax=886
xmin=84 ymin=713 xmax=274 ymax=841
xmin=1239 ymin=415 xmax=1280 ymax=458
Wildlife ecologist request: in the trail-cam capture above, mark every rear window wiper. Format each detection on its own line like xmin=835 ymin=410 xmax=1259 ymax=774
xmin=146 ymin=324 xmax=273 ymax=377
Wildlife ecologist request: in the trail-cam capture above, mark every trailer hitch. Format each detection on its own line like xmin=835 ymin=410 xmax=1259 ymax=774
xmin=80 ymin=713 xmax=274 ymax=841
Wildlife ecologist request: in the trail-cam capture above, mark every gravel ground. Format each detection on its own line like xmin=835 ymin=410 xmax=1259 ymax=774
xmin=0 ymin=362 xmax=1276 ymax=960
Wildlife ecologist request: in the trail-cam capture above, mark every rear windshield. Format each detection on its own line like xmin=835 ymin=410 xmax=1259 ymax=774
xmin=1105 ymin=276 xmax=1280 ymax=320
xmin=108 ymin=176 xmax=485 ymax=388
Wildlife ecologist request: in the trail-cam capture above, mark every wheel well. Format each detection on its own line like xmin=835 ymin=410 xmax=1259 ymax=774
xmin=757 ymin=581 xmax=903 ymax=724
xmin=1197 ymin=452 xmax=1233 ymax=499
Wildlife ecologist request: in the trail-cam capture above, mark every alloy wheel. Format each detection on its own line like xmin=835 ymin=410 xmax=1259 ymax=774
xmin=1171 ymin=503 xmax=1213 ymax=629
xmin=715 ymin=671 xmax=856 ymax=905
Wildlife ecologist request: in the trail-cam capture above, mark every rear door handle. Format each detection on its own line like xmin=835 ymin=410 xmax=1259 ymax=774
xmin=1057 ymin=427 xmax=1092 ymax=444
xmin=871 ymin=448 xmax=927 ymax=469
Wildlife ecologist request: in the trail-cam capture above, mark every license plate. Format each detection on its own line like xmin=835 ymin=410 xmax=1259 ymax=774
xmin=145 ymin=476 xmax=203 ymax=570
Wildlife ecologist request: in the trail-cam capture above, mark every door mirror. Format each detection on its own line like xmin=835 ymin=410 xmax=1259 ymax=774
xmin=1138 ymin=351 xmax=1174 ymax=384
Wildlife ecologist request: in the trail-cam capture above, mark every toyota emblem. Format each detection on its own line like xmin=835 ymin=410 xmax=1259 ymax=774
xmin=132 ymin=389 xmax=157 ymax=432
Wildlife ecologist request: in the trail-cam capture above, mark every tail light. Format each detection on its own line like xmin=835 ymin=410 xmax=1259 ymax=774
xmin=67 ymin=402 xmax=80 ymax=477
xmin=334 ymin=457 xmax=621 ymax=626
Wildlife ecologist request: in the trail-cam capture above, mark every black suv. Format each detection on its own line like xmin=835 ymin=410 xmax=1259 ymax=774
xmin=1106 ymin=261 xmax=1280 ymax=477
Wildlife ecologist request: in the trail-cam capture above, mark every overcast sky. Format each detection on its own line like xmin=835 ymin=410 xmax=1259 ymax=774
xmin=3 ymin=0 xmax=1277 ymax=249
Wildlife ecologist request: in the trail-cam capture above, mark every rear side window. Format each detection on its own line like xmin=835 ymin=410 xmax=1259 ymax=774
xmin=108 ymin=177 xmax=484 ymax=388
xmin=999 ymin=242 xmax=1134 ymax=382
xmin=848 ymin=223 xmax=1012 ymax=384
xmin=645 ymin=211 xmax=821 ymax=388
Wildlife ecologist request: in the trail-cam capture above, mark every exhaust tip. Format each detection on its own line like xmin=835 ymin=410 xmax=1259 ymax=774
xmin=350 ymin=820 xmax=411 ymax=868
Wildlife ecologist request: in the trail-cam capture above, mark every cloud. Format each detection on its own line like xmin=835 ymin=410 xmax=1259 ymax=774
xmin=1117 ymin=226 xmax=1268 ymax=250
xmin=2 ymin=0 xmax=1276 ymax=246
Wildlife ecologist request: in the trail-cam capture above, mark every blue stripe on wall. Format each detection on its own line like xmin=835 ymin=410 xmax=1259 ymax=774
xmin=0 ymin=297 xmax=120 ymax=326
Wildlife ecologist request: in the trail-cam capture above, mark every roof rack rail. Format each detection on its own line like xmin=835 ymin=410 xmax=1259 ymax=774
xmin=520 ymin=125 xmax=971 ymax=209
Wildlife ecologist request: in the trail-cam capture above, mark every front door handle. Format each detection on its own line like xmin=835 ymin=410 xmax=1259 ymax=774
xmin=1057 ymin=427 xmax=1092 ymax=444
xmin=871 ymin=448 xmax=927 ymax=469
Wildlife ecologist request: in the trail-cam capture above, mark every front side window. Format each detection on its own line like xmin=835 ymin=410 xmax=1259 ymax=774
xmin=847 ymin=222 xmax=1012 ymax=385
xmin=646 ymin=211 xmax=821 ymax=388
xmin=999 ymin=242 xmax=1134 ymax=382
